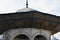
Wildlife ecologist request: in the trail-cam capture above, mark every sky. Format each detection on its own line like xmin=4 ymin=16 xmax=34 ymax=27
xmin=0 ymin=0 xmax=60 ymax=40
xmin=0 ymin=0 xmax=60 ymax=16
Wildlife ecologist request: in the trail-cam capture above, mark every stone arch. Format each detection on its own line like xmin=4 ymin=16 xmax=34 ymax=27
xmin=9 ymin=30 xmax=31 ymax=40
xmin=32 ymin=29 xmax=51 ymax=40
xmin=12 ymin=31 xmax=30 ymax=39
xmin=3 ymin=28 xmax=31 ymax=40
xmin=13 ymin=34 xmax=30 ymax=40
xmin=34 ymin=35 xmax=47 ymax=40
xmin=2 ymin=28 xmax=51 ymax=40
xmin=32 ymin=32 xmax=47 ymax=40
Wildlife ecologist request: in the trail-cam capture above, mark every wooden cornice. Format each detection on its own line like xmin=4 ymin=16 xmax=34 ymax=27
xmin=0 ymin=11 xmax=60 ymax=34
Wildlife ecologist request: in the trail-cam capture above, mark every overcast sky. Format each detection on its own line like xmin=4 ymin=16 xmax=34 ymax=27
xmin=0 ymin=0 xmax=60 ymax=16
xmin=0 ymin=0 xmax=60 ymax=40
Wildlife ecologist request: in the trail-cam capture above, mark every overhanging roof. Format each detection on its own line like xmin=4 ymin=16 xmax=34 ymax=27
xmin=0 ymin=11 xmax=60 ymax=35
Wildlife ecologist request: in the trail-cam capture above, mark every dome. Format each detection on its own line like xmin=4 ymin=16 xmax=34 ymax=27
xmin=16 ymin=8 xmax=36 ymax=12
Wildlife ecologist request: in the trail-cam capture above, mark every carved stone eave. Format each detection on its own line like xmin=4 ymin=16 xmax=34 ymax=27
xmin=0 ymin=11 xmax=60 ymax=35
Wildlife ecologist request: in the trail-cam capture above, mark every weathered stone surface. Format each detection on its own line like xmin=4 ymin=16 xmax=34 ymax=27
xmin=3 ymin=28 xmax=51 ymax=40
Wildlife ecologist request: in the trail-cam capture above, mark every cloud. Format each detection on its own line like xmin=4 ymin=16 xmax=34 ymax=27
xmin=54 ymin=32 xmax=60 ymax=39
xmin=0 ymin=0 xmax=25 ymax=13
xmin=0 ymin=0 xmax=60 ymax=16
xmin=0 ymin=35 xmax=3 ymax=39
xmin=29 ymin=0 xmax=60 ymax=16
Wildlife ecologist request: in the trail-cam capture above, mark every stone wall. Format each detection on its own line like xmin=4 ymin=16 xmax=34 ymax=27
xmin=3 ymin=28 xmax=51 ymax=40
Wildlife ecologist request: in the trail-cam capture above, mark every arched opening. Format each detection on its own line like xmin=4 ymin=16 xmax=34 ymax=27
xmin=14 ymin=34 xmax=30 ymax=40
xmin=34 ymin=35 xmax=47 ymax=40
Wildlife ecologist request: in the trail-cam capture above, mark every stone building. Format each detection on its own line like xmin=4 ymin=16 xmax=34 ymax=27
xmin=0 ymin=0 xmax=60 ymax=40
